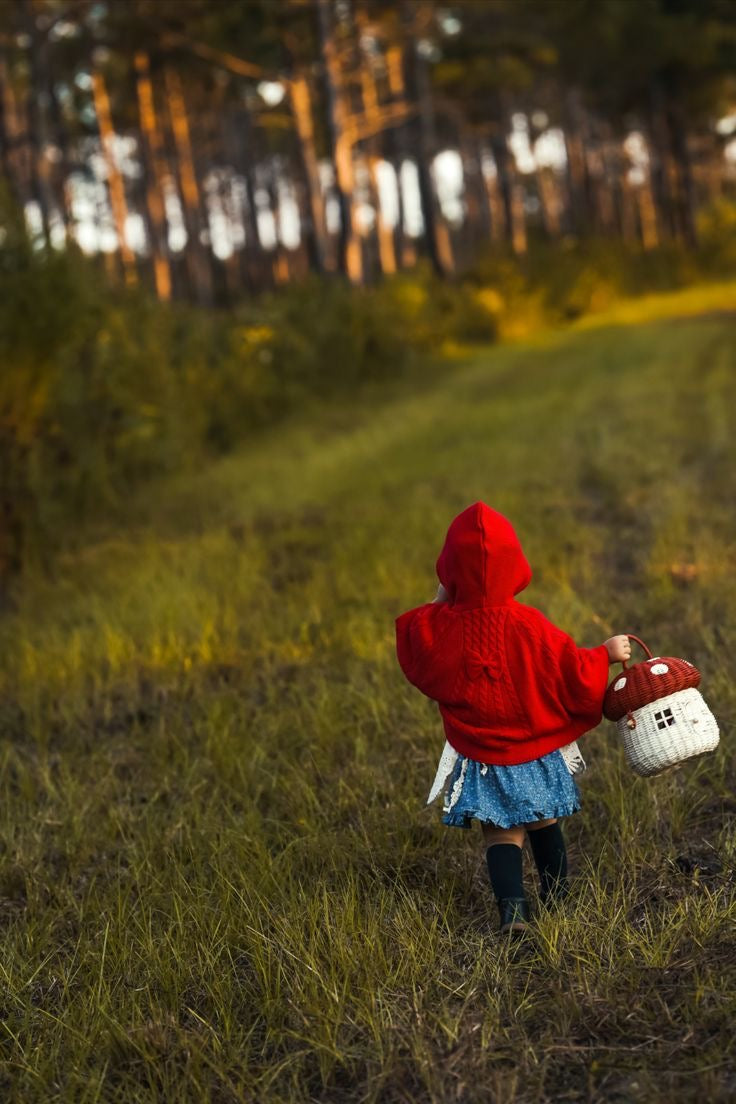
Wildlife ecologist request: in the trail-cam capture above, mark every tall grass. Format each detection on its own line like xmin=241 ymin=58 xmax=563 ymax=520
xmin=0 ymin=290 xmax=735 ymax=1100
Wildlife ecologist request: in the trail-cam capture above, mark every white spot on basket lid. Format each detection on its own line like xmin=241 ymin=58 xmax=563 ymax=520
xmin=650 ymin=663 xmax=669 ymax=675
xmin=614 ymin=677 xmax=627 ymax=691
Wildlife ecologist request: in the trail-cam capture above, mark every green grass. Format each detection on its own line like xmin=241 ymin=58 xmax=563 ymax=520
xmin=1 ymin=284 xmax=735 ymax=1102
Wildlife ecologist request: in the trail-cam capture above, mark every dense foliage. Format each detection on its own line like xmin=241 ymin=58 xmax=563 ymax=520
xmin=2 ymin=193 xmax=735 ymax=581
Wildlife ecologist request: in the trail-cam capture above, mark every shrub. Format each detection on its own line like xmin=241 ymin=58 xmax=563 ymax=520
xmin=696 ymin=198 xmax=736 ymax=274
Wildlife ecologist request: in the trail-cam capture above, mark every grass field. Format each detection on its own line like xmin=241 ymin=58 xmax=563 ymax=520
xmin=1 ymin=283 xmax=735 ymax=1102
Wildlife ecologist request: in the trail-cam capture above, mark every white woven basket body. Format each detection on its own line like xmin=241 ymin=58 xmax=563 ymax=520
xmin=617 ymin=687 xmax=720 ymax=777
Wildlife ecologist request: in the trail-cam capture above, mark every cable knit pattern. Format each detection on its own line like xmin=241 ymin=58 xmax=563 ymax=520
xmin=395 ymin=503 xmax=610 ymax=766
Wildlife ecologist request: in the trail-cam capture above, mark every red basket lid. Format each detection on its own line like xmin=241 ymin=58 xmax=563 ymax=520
xmin=603 ymin=635 xmax=701 ymax=721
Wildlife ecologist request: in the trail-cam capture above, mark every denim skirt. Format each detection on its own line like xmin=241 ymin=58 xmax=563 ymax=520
xmin=441 ymin=747 xmax=582 ymax=830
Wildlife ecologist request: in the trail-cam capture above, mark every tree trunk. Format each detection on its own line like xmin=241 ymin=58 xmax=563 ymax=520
xmin=401 ymin=1 xmax=448 ymax=277
xmin=488 ymin=123 xmax=513 ymax=244
xmin=28 ymin=5 xmax=74 ymax=244
xmin=20 ymin=0 xmax=52 ymax=247
xmin=369 ymin=154 xmax=397 ymax=276
xmin=183 ymin=100 xmax=226 ymax=299
xmin=648 ymin=130 xmax=677 ymax=242
xmin=665 ymin=98 xmax=697 ymax=248
xmin=602 ymin=133 xmax=628 ymax=241
xmin=134 ymin=51 xmax=172 ymax=301
xmin=562 ymin=89 xmax=595 ymax=235
xmin=91 ymin=69 xmax=138 ymax=285
xmin=45 ymin=72 xmax=75 ymax=242
xmin=479 ymin=146 xmax=506 ymax=243
xmin=537 ymin=167 xmax=562 ymax=239
xmin=241 ymin=129 xmax=266 ymax=290
xmin=618 ymin=151 xmax=639 ymax=245
xmin=1 ymin=51 xmax=35 ymax=217
xmin=266 ymin=164 xmax=290 ymax=284
xmin=383 ymin=62 xmax=411 ymax=268
xmin=223 ymin=103 xmax=268 ymax=292
xmin=287 ymin=72 xmax=327 ymax=274
xmin=164 ymin=66 xmax=213 ymax=305
xmin=91 ymin=164 xmax=119 ymax=280
xmin=647 ymin=82 xmax=679 ymax=243
xmin=489 ymin=127 xmax=523 ymax=251
xmin=639 ymin=190 xmax=660 ymax=250
xmin=589 ymin=129 xmax=617 ymax=236
xmin=460 ymin=134 xmax=491 ymax=256
xmin=702 ymin=137 xmax=723 ymax=205
xmin=358 ymin=39 xmax=396 ymax=277
xmin=510 ymin=178 xmax=527 ymax=255
xmin=0 ymin=53 xmax=24 ymax=209
xmin=316 ymin=0 xmax=362 ymax=283
xmin=385 ymin=45 xmax=404 ymax=99
xmin=638 ymin=139 xmax=660 ymax=251
xmin=219 ymin=171 xmax=242 ymax=302
xmin=394 ymin=153 xmax=415 ymax=267
xmin=474 ymin=138 xmax=493 ymax=242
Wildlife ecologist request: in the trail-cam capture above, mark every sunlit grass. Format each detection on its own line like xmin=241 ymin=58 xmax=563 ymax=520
xmin=570 ymin=277 xmax=736 ymax=332
xmin=0 ymin=286 xmax=735 ymax=1100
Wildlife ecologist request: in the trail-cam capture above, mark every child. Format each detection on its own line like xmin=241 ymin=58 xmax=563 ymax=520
xmin=395 ymin=502 xmax=630 ymax=936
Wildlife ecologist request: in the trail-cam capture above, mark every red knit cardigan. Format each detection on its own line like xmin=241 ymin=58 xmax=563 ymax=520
xmin=395 ymin=503 xmax=610 ymax=766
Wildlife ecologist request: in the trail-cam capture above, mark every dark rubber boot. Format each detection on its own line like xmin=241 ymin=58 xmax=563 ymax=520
xmin=497 ymin=896 xmax=531 ymax=935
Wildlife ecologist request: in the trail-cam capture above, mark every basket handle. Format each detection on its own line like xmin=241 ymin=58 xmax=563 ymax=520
xmin=621 ymin=634 xmax=653 ymax=670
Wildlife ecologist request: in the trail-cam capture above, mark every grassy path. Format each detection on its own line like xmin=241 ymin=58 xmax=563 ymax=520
xmin=1 ymin=287 xmax=735 ymax=1102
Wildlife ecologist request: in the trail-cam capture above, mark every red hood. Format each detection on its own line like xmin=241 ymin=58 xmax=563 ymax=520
xmin=435 ymin=502 xmax=532 ymax=610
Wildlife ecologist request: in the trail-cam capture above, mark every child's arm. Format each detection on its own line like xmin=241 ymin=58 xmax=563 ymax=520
xmin=556 ymin=635 xmax=611 ymax=715
xmin=604 ymin=635 xmax=631 ymax=663
xmin=395 ymin=596 xmax=461 ymax=702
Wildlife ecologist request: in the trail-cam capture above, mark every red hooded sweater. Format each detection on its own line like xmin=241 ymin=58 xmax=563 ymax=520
xmin=395 ymin=503 xmax=610 ymax=766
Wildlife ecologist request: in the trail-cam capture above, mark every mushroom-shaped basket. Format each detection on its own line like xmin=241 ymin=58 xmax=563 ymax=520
xmin=603 ymin=635 xmax=719 ymax=777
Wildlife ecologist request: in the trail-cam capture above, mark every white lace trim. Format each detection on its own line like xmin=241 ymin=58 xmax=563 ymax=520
xmin=443 ymin=756 xmax=469 ymax=813
xmin=426 ymin=740 xmax=459 ymax=805
xmin=558 ymin=740 xmax=587 ymax=776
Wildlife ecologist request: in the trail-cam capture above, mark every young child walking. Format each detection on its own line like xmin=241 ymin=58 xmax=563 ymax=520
xmin=395 ymin=502 xmax=630 ymax=936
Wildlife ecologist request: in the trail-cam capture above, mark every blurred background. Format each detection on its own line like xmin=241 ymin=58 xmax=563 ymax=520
xmin=1 ymin=0 xmax=735 ymax=582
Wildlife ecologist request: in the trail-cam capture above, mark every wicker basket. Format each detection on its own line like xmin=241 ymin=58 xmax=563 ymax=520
xmin=602 ymin=635 xmax=720 ymax=777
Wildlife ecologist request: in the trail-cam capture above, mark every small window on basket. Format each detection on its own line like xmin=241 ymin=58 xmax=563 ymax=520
xmin=654 ymin=707 xmax=675 ymax=730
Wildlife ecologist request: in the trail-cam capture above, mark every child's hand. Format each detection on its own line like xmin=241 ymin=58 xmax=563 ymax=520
xmin=604 ymin=635 xmax=632 ymax=663
xmin=432 ymin=583 xmax=449 ymax=603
